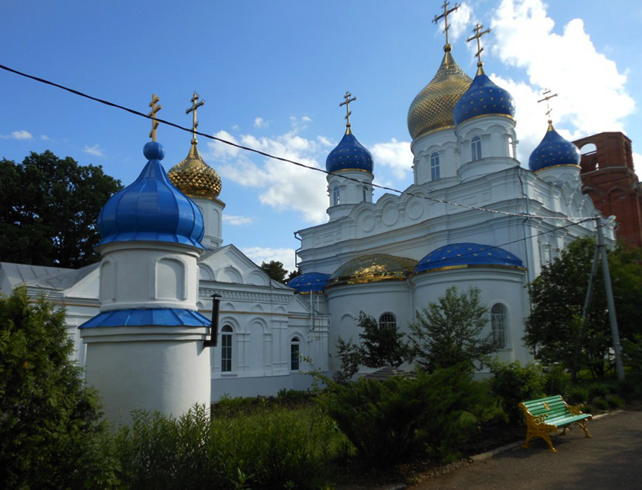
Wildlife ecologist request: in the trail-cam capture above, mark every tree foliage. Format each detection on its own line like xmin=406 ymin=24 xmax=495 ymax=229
xmin=260 ymin=260 xmax=289 ymax=283
xmin=409 ymin=286 xmax=498 ymax=373
xmin=524 ymin=237 xmax=642 ymax=379
xmin=0 ymin=287 xmax=117 ymax=489
xmin=0 ymin=151 xmax=122 ymax=268
xmin=333 ymin=312 xmax=412 ymax=382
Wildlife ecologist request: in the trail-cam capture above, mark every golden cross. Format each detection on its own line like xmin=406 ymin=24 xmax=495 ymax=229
xmin=186 ymin=92 xmax=205 ymax=144
xmin=537 ymin=89 xmax=558 ymax=123
xmin=434 ymin=1 xmax=460 ymax=47
xmin=467 ymin=23 xmax=491 ymax=71
xmin=147 ymin=94 xmax=162 ymax=142
xmin=339 ymin=91 xmax=357 ymax=133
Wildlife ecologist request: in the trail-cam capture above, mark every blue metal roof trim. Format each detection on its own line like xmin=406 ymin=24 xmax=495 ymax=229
xmin=79 ymin=308 xmax=211 ymax=329
xmin=287 ymin=272 xmax=331 ymax=293
xmin=415 ymin=242 xmax=524 ymax=273
xmin=97 ymin=142 xmax=205 ymax=249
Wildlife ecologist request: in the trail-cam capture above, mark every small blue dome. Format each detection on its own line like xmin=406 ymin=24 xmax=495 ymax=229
xmin=415 ymin=243 xmax=524 ymax=274
xmin=454 ymin=72 xmax=515 ymax=126
xmin=326 ymin=131 xmax=374 ymax=174
xmin=97 ymin=142 xmax=205 ymax=249
xmin=529 ymin=125 xmax=581 ymax=172
xmin=287 ymin=272 xmax=330 ymax=293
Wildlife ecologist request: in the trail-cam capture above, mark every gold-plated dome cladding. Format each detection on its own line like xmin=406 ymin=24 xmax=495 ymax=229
xmin=168 ymin=144 xmax=222 ymax=200
xmin=407 ymin=50 xmax=472 ymax=140
xmin=328 ymin=253 xmax=418 ymax=287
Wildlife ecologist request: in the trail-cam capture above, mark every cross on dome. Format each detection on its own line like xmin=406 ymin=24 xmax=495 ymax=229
xmin=467 ymin=23 xmax=491 ymax=75
xmin=538 ymin=89 xmax=558 ymax=129
xmin=433 ymin=1 xmax=460 ymax=51
xmin=339 ymin=91 xmax=357 ymax=134
xmin=186 ymin=92 xmax=205 ymax=145
xmin=147 ymin=94 xmax=162 ymax=142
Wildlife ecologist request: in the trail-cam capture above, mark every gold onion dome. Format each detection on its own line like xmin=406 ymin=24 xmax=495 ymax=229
xmin=327 ymin=253 xmax=418 ymax=287
xmin=168 ymin=143 xmax=222 ymax=201
xmin=407 ymin=46 xmax=472 ymax=140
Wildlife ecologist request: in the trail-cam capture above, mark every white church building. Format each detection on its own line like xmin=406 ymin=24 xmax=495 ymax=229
xmin=0 ymin=13 xmax=614 ymax=418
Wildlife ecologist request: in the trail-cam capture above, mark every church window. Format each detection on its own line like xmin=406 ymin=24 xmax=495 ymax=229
xmin=221 ymin=325 xmax=233 ymax=372
xmin=471 ymin=136 xmax=482 ymax=161
xmin=379 ymin=312 xmax=397 ymax=330
xmin=491 ymin=304 xmax=506 ymax=349
xmin=333 ymin=186 xmax=341 ymax=205
xmin=508 ymin=136 xmax=515 ymax=159
xmin=290 ymin=337 xmax=301 ymax=371
xmin=363 ymin=186 xmax=367 ymax=201
xmin=430 ymin=152 xmax=440 ymax=181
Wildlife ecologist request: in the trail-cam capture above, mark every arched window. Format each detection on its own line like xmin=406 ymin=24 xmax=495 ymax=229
xmin=491 ymin=304 xmax=506 ymax=349
xmin=362 ymin=186 xmax=368 ymax=202
xmin=333 ymin=186 xmax=341 ymax=206
xmin=221 ymin=325 xmax=233 ymax=372
xmin=430 ymin=152 xmax=440 ymax=181
xmin=471 ymin=136 xmax=482 ymax=161
xmin=508 ymin=136 xmax=516 ymax=159
xmin=290 ymin=337 xmax=301 ymax=371
xmin=379 ymin=312 xmax=397 ymax=330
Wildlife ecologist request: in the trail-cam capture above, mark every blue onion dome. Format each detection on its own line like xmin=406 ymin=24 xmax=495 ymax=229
xmin=415 ymin=243 xmax=524 ymax=274
xmin=287 ymin=272 xmax=330 ymax=293
xmin=327 ymin=254 xmax=418 ymax=287
xmin=97 ymin=142 xmax=205 ymax=249
xmin=408 ymin=47 xmax=472 ymax=140
xmin=528 ymin=123 xmax=581 ymax=172
xmin=326 ymin=130 xmax=374 ymax=174
xmin=454 ymin=70 xmax=515 ymax=126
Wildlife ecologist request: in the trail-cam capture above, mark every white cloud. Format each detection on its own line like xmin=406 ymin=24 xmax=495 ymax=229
xmin=490 ymin=0 xmax=635 ymax=160
xmin=254 ymin=117 xmax=268 ymax=128
xmin=40 ymin=135 xmax=50 ymax=141
xmin=205 ymin=122 xmax=328 ymax=224
xmin=1 ymin=130 xmax=33 ymax=140
xmin=83 ymin=144 xmax=105 ymax=157
xmin=317 ymin=135 xmax=333 ymax=147
xmin=448 ymin=2 xmax=474 ymax=42
xmin=370 ymin=138 xmax=413 ymax=180
xmin=223 ymin=214 xmax=254 ymax=226
xmin=633 ymin=152 xmax=642 ymax=176
xmin=241 ymin=246 xmax=297 ymax=273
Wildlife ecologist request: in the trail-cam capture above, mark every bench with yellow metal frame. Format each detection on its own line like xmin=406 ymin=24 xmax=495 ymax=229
xmin=519 ymin=395 xmax=592 ymax=453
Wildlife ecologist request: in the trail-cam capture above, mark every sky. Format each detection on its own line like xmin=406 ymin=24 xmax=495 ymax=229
xmin=2 ymin=0 xmax=641 ymax=273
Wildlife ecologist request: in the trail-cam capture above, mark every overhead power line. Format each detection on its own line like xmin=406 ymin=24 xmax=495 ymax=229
xmin=1 ymin=63 xmax=598 ymax=223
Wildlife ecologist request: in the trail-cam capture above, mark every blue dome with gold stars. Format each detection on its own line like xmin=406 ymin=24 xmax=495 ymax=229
xmin=97 ymin=141 xmax=205 ymax=249
xmin=326 ymin=131 xmax=374 ymax=174
xmin=529 ymin=125 xmax=581 ymax=172
xmin=415 ymin=243 xmax=524 ymax=274
xmin=287 ymin=272 xmax=330 ymax=293
xmin=454 ymin=73 xmax=515 ymax=126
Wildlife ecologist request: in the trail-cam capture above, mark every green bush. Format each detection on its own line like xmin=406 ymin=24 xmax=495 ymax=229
xmin=0 ymin=288 xmax=118 ymax=490
xmin=588 ymin=383 xmax=610 ymax=400
xmin=317 ymin=365 xmax=490 ymax=466
xmin=544 ymin=364 xmax=571 ymax=397
xmin=589 ymin=397 xmax=610 ymax=412
xmin=114 ymin=404 xmax=345 ymax=490
xmin=605 ymin=394 xmax=625 ymax=409
xmin=488 ymin=361 xmax=545 ymax=425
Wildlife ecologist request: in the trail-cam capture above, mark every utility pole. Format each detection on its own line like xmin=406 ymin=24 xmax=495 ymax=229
xmin=596 ymin=216 xmax=625 ymax=381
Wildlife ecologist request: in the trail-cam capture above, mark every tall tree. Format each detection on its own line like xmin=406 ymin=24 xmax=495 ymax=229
xmin=409 ymin=286 xmax=498 ymax=373
xmin=356 ymin=312 xmax=411 ymax=369
xmin=0 ymin=151 xmax=122 ymax=268
xmin=524 ymin=237 xmax=642 ymax=379
xmin=260 ymin=260 xmax=289 ymax=283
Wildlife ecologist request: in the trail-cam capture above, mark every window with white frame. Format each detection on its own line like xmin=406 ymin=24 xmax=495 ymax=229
xmin=290 ymin=337 xmax=301 ymax=371
xmin=471 ymin=136 xmax=482 ymax=161
xmin=491 ymin=304 xmax=506 ymax=349
xmin=221 ymin=325 xmax=233 ymax=372
xmin=379 ymin=312 xmax=397 ymax=330
xmin=333 ymin=186 xmax=341 ymax=205
xmin=430 ymin=152 xmax=440 ymax=181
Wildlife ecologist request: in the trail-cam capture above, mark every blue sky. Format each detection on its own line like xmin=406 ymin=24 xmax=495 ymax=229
xmin=2 ymin=0 xmax=641 ymax=272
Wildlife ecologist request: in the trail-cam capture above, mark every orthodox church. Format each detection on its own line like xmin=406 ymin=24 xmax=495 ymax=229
xmin=0 ymin=8 xmax=614 ymax=419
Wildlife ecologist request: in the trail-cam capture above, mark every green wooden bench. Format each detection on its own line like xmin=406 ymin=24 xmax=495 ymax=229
xmin=518 ymin=395 xmax=592 ymax=453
